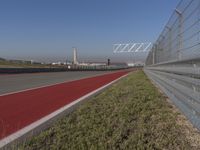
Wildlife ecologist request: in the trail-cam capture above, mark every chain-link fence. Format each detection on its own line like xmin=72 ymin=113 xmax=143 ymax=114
xmin=146 ymin=0 xmax=200 ymax=66
xmin=145 ymin=0 xmax=200 ymax=130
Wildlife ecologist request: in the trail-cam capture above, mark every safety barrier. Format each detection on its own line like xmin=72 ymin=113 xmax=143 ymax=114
xmin=145 ymin=0 xmax=200 ymax=129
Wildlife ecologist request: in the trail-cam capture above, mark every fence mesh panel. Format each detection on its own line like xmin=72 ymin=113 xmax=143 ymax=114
xmin=146 ymin=0 xmax=200 ymax=66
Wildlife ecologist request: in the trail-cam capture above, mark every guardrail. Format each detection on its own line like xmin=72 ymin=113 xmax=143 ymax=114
xmin=144 ymin=63 xmax=200 ymax=129
xmin=145 ymin=0 xmax=200 ymax=129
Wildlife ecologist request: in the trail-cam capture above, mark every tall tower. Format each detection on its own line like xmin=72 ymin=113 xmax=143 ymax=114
xmin=73 ymin=47 xmax=78 ymax=65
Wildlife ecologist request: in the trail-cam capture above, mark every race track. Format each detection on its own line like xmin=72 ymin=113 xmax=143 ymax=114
xmin=0 ymin=71 xmax=114 ymax=95
xmin=0 ymin=70 xmax=130 ymax=142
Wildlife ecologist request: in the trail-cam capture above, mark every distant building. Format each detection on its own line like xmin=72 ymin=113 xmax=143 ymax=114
xmin=127 ymin=62 xmax=144 ymax=67
xmin=30 ymin=60 xmax=43 ymax=65
xmin=0 ymin=57 xmax=5 ymax=61
xmin=9 ymin=59 xmax=28 ymax=64
xmin=78 ymin=62 xmax=107 ymax=67
xmin=52 ymin=62 xmax=62 ymax=65
xmin=110 ymin=62 xmax=128 ymax=67
xmin=32 ymin=61 xmax=43 ymax=65
xmin=73 ymin=47 xmax=78 ymax=65
xmin=8 ymin=59 xmax=43 ymax=65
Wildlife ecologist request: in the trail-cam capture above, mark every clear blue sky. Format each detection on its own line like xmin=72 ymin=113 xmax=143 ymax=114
xmin=0 ymin=0 xmax=179 ymax=63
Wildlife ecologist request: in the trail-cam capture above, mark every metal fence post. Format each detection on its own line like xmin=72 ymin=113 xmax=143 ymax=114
xmin=175 ymin=8 xmax=183 ymax=61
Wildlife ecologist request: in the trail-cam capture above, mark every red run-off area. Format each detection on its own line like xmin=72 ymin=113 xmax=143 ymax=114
xmin=0 ymin=70 xmax=131 ymax=140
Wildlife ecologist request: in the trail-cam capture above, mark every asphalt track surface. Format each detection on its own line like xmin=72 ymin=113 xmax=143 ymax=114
xmin=0 ymin=70 xmax=130 ymax=140
xmin=0 ymin=71 xmax=114 ymax=95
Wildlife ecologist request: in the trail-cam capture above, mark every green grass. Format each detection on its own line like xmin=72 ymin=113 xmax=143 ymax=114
xmin=19 ymin=71 xmax=193 ymax=149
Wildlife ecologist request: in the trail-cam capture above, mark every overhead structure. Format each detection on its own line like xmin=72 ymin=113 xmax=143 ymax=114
xmin=113 ymin=42 xmax=152 ymax=53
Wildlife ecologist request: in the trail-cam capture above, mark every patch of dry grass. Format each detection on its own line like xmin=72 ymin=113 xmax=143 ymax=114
xmin=19 ymin=71 xmax=199 ymax=150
